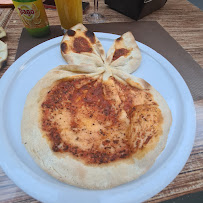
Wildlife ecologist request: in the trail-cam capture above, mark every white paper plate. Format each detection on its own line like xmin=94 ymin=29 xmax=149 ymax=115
xmin=0 ymin=33 xmax=196 ymax=203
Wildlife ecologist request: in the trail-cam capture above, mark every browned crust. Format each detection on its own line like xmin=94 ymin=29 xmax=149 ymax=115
xmin=112 ymin=48 xmax=131 ymax=61
xmin=73 ymin=37 xmax=93 ymax=53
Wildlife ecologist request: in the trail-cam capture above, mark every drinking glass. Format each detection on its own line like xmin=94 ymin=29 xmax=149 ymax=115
xmin=86 ymin=0 xmax=105 ymax=23
xmin=54 ymin=0 xmax=83 ymax=33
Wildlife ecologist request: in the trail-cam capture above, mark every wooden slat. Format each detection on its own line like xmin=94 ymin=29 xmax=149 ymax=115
xmin=0 ymin=8 xmax=13 ymax=28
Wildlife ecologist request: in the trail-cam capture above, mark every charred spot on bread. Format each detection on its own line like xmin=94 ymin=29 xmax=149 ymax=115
xmin=116 ymin=37 xmax=123 ymax=42
xmin=67 ymin=29 xmax=76 ymax=36
xmin=61 ymin=42 xmax=68 ymax=53
xmin=85 ymin=30 xmax=96 ymax=44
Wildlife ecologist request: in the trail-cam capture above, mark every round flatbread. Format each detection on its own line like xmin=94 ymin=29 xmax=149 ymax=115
xmin=21 ymin=65 xmax=171 ymax=189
